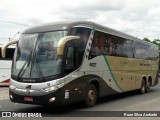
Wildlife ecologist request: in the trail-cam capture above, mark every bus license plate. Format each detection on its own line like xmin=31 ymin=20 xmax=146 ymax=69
xmin=24 ymin=97 xmax=33 ymax=102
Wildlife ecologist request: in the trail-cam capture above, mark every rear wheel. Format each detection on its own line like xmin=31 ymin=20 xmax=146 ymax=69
xmin=146 ymin=80 xmax=151 ymax=93
xmin=140 ymin=79 xmax=146 ymax=94
xmin=85 ymin=84 xmax=97 ymax=107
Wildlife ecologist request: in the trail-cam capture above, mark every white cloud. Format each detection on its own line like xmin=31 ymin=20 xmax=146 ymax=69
xmin=0 ymin=0 xmax=160 ymax=43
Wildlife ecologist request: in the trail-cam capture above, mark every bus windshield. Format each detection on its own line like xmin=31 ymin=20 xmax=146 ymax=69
xmin=12 ymin=30 xmax=68 ymax=79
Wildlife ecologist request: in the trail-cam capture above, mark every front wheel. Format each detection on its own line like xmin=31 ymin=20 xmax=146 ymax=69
xmin=85 ymin=84 xmax=97 ymax=107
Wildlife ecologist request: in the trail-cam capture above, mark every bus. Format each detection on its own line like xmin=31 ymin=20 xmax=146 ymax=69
xmin=0 ymin=44 xmax=15 ymax=86
xmin=1 ymin=21 xmax=159 ymax=107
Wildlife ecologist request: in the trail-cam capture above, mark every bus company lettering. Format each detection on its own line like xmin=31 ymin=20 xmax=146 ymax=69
xmin=89 ymin=63 xmax=96 ymax=67
xmin=140 ymin=63 xmax=150 ymax=67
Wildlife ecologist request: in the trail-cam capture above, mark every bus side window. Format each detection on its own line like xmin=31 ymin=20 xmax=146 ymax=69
xmin=70 ymin=27 xmax=91 ymax=66
xmin=89 ymin=31 xmax=105 ymax=59
xmin=133 ymin=42 xmax=141 ymax=59
xmin=65 ymin=47 xmax=77 ymax=73
xmin=90 ymin=32 xmax=100 ymax=57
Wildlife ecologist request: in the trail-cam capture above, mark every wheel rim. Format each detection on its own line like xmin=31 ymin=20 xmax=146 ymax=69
xmin=88 ymin=89 xmax=96 ymax=102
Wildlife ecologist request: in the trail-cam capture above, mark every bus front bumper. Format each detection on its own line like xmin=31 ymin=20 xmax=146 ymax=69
xmin=9 ymin=87 xmax=84 ymax=107
xmin=9 ymin=89 xmax=65 ymax=107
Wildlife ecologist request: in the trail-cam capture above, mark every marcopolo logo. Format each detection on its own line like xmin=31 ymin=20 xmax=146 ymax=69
xmin=26 ymin=84 xmax=32 ymax=89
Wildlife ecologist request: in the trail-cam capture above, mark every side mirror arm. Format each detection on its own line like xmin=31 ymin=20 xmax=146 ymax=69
xmin=1 ymin=40 xmax=18 ymax=58
xmin=57 ymin=36 xmax=80 ymax=55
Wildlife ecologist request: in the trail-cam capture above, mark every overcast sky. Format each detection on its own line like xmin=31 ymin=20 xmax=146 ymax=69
xmin=0 ymin=0 xmax=160 ymax=43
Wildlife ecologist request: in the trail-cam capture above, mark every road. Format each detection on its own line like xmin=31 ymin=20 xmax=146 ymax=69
xmin=0 ymin=87 xmax=9 ymax=100
xmin=0 ymin=82 xmax=160 ymax=119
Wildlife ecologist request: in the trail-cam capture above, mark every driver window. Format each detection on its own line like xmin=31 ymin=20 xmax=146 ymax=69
xmin=65 ymin=47 xmax=75 ymax=70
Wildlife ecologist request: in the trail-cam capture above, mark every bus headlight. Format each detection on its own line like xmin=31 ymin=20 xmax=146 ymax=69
xmin=9 ymin=85 xmax=16 ymax=90
xmin=10 ymin=95 xmax=13 ymax=100
xmin=49 ymin=97 xmax=56 ymax=102
xmin=43 ymin=86 xmax=57 ymax=92
xmin=43 ymin=84 xmax=64 ymax=93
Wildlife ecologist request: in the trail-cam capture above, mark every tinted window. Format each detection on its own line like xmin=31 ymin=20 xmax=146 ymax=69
xmin=155 ymin=47 xmax=159 ymax=60
xmin=148 ymin=45 xmax=159 ymax=60
xmin=65 ymin=47 xmax=75 ymax=70
xmin=110 ymin=36 xmax=128 ymax=57
xmin=126 ymin=40 xmax=133 ymax=58
xmin=89 ymin=30 xmax=158 ymax=60
xmin=133 ymin=42 xmax=158 ymax=60
xmin=0 ymin=48 xmax=15 ymax=60
xmin=133 ymin=42 xmax=142 ymax=59
xmin=106 ymin=35 xmax=133 ymax=58
xmin=142 ymin=44 xmax=149 ymax=59
xmin=70 ymin=27 xmax=91 ymax=51
xmin=89 ymin=31 xmax=107 ymax=58
xmin=70 ymin=27 xmax=91 ymax=66
xmin=89 ymin=30 xmax=134 ymax=58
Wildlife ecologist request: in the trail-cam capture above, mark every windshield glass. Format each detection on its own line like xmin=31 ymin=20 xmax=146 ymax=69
xmin=12 ymin=30 xmax=68 ymax=79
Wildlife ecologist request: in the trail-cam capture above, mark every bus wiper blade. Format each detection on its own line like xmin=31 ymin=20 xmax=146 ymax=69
xmin=17 ymin=61 xmax=28 ymax=80
xmin=17 ymin=52 xmax=32 ymax=80
xmin=27 ymin=52 xmax=32 ymax=67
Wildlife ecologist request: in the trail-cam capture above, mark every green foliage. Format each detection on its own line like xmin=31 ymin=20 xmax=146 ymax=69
xmin=143 ymin=38 xmax=160 ymax=49
xmin=143 ymin=38 xmax=151 ymax=42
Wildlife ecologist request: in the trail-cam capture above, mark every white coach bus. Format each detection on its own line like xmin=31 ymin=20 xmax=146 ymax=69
xmin=1 ymin=21 xmax=159 ymax=107
xmin=0 ymin=44 xmax=15 ymax=86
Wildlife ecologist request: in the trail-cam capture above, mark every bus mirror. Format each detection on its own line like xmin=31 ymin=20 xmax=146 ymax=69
xmin=1 ymin=40 xmax=18 ymax=58
xmin=57 ymin=36 xmax=80 ymax=55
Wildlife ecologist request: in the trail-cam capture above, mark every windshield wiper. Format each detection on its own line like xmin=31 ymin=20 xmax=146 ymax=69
xmin=17 ymin=52 xmax=32 ymax=80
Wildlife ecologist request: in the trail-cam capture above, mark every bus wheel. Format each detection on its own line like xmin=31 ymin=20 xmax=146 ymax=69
xmin=146 ymin=80 xmax=151 ymax=93
xmin=140 ymin=79 xmax=146 ymax=94
xmin=85 ymin=84 xmax=97 ymax=107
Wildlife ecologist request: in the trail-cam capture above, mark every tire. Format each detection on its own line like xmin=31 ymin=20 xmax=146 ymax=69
xmin=85 ymin=84 xmax=97 ymax=107
xmin=140 ymin=79 xmax=146 ymax=94
xmin=145 ymin=80 xmax=151 ymax=93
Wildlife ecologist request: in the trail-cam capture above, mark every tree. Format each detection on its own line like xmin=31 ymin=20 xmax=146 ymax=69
xmin=152 ymin=39 xmax=160 ymax=49
xmin=143 ymin=38 xmax=151 ymax=43
xmin=143 ymin=38 xmax=160 ymax=49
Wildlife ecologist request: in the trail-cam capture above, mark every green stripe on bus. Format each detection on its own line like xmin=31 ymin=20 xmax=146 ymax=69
xmin=103 ymin=55 xmax=123 ymax=92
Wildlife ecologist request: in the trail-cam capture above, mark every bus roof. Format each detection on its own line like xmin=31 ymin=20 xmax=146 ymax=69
xmin=23 ymin=21 xmax=158 ymax=48
xmin=23 ymin=21 xmax=93 ymax=34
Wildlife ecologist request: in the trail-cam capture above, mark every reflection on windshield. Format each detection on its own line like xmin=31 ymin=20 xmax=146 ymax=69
xmin=12 ymin=30 xmax=67 ymax=79
xmin=32 ymin=31 xmax=67 ymax=78
xmin=32 ymin=42 xmax=63 ymax=78
xmin=13 ymin=34 xmax=37 ymax=77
